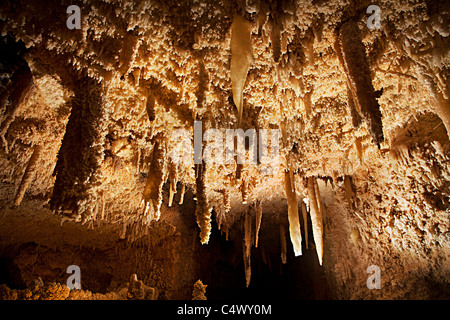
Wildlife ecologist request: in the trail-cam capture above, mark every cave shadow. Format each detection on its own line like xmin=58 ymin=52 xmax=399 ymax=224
xmin=194 ymin=216 xmax=330 ymax=300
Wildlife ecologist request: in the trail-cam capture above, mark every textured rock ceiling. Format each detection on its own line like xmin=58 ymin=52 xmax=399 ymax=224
xmin=0 ymin=0 xmax=449 ymax=299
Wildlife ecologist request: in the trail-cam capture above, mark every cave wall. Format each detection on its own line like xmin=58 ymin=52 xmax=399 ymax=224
xmin=0 ymin=0 xmax=449 ymax=299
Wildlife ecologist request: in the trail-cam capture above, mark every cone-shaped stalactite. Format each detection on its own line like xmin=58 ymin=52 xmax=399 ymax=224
xmin=195 ymin=163 xmax=211 ymax=244
xmin=178 ymin=183 xmax=186 ymax=205
xmin=307 ymin=176 xmax=323 ymax=265
xmin=50 ymin=79 xmax=107 ymax=222
xmin=338 ymin=20 xmax=384 ymax=147
xmin=231 ymin=15 xmax=253 ymax=127
xmin=301 ymin=201 xmax=309 ymax=249
xmin=255 ymin=200 xmax=262 ymax=248
xmin=142 ymin=136 xmax=167 ymax=221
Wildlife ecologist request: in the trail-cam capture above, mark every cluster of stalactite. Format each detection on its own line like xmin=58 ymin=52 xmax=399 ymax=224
xmin=50 ymin=79 xmax=107 ymax=223
xmin=237 ymin=173 xmax=326 ymax=287
xmin=1 ymin=0 xmax=448 ymax=295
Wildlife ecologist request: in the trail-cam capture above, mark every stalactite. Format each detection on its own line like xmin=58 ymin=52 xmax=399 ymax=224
xmin=347 ymin=85 xmax=362 ymax=128
xmin=280 ymin=223 xmax=287 ymax=264
xmin=344 ymin=175 xmax=355 ymax=210
xmin=118 ymin=33 xmax=139 ymax=76
xmin=313 ymin=177 xmax=324 ymax=219
xmin=271 ymin=19 xmax=281 ymax=63
xmin=50 ymin=79 xmax=106 ymax=222
xmin=168 ymin=181 xmax=176 ymax=207
xmin=303 ymin=88 xmax=313 ymax=117
xmin=223 ymin=186 xmax=231 ymax=213
xmin=241 ymin=179 xmax=248 ymax=204
xmin=243 ymin=210 xmax=252 ymax=287
xmin=195 ymin=163 xmax=211 ymax=244
xmin=13 ymin=145 xmax=42 ymax=206
xmin=231 ymin=15 xmax=253 ymax=127
xmin=168 ymin=162 xmax=178 ymax=207
xmin=255 ymin=199 xmax=262 ymax=248
xmin=338 ymin=20 xmax=384 ymax=147
xmin=0 ymin=63 xmax=34 ymax=153
xmin=307 ymin=176 xmax=323 ymax=265
xmin=301 ymin=201 xmax=309 ymax=249
xmin=284 ymin=171 xmax=302 ymax=256
xmin=143 ymin=138 xmax=167 ymax=221
xmin=355 ymin=137 xmax=363 ymax=164
xmin=178 ymin=183 xmax=185 ymax=205
xmin=224 ymin=224 xmax=229 ymax=241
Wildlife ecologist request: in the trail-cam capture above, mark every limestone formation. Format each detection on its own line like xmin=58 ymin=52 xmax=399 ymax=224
xmin=0 ymin=0 xmax=448 ymax=300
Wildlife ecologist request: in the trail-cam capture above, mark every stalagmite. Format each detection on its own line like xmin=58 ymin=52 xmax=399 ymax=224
xmin=168 ymin=181 xmax=176 ymax=207
xmin=301 ymin=201 xmax=309 ymax=249
xmin=231 ymin=15 xmax=253 ymax=127
xmin=243 ymin=210 xmax=252 ymax=287
xmin=280 ymin=223 xmax=287 ymax=264
xmin=338 ymin=21 xmax=384 ymax=147
xmin=192 ymin=280 xmax=207 ymax=300
xmin=13 ymin=145 xmax=42 ymax=206
xmin=195 ymin=163 xmax=211 ymax=244
xmin=284 ymin=171 xmax=302 ymax=256
xmin=307 ymin=177 xmax=323 ymax=265
xmin=255 ymin=200 xmax=262 ymax=248
xmin=143 ymin=139 xmax=167 ymax=221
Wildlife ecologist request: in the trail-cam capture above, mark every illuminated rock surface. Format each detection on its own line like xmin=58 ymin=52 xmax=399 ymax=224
xmin=0 ymin=0 xmax=448 ymax=300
